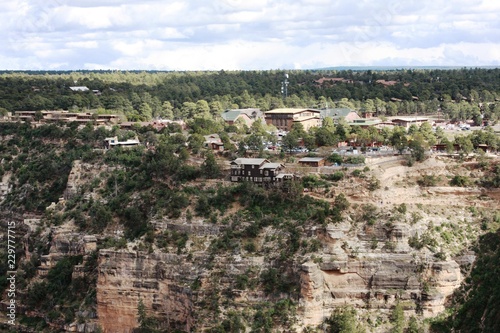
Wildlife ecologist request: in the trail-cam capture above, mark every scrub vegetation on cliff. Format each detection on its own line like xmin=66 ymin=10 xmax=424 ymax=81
xmin=0 ymin=68 xmax=500 ymax=332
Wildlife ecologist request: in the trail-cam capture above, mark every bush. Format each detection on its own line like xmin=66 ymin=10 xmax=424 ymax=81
xmin=327 ymin=153 xmax=343 ymax=165
xmin=418 ymin=174 xmax=439 ymax=187
xmin=450 ymin=175 xmax=471 ymax=187
xmin=325 ymin=306 xmax=365 ymax=333
xmin=345 ymin=155 xmax=365 ymax=164
xmin=351 ymin=169 xmax=364 ymax=177
xmin=322 ymin=171 xmax=344 ymax=181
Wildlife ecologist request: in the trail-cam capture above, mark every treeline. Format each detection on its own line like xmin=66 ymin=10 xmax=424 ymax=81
xmin=1 ymin=68 xmax=500 ymax=123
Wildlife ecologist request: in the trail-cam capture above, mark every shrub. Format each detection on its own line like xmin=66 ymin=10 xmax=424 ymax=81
xmin=351 ymin=169 xmax=364 ymax=177
xmin=345 ymin=155 xmax=365 ymax=164
xmin=367 ymin=176 xmax=380 ymax=191
xmin=327 ymin=153 xmax=343 ymax=165
xmin=325 ymin=306 xmax=365 ymax=333
xmin=450 ymin=175 xmax=471 ymax=187
xmin=418 ymin=174 xmax=439 ymax=187
xmin=322 ymin=171 xmax=344 ymax=181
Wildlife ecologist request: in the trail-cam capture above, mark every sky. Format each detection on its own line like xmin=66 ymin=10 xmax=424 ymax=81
xmin=1 ymin=0 xmax=500 ymax=71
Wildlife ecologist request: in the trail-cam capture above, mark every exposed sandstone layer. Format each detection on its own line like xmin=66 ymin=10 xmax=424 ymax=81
xmin=97 ymin=250 xmax=198 ymax=333
xmin=299 ymin=222 xmax=463 ymax=327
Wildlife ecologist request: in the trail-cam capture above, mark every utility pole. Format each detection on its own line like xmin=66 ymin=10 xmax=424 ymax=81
xmin=281 ymin=73 xmax=289 ymax=99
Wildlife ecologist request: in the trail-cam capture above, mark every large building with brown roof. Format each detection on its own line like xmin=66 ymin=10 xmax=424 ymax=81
xmin=264 ymin=108 xmax=320 ymax=131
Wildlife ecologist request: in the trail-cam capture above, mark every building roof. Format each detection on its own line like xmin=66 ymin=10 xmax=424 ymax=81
xmin=239 ymin=108 xmax=263 ymax=118
xmin=298 ymin=157 xmax=325 ymax=163
xmin=348 ymin=119 xmax=382 ymax=126
xmin=231 ymin=158 xmax=268 ymax=165
xmin=260 ymin=163 xmax=283 ymax=169
xmin=221 ymin=110 xmax=242 ymax=122
xmin=320 ymin=108 xmax=357 ymax=119
xmin=222 ymin=108 xmax=263 ymax=122
xmin=69 ymin=86 xmax=89 ymax=92
xmin=265 ymin=108 xmax=320 ymax=115
xmin=276 ymin=173 xmax=294 ymax=179
xmin=391 ymin=117 xmax=429 ymax=122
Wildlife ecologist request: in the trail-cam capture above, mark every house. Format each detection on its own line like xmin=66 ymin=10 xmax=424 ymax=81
xmin=348 ymin=118 xmax=382 ymax=128
xmin=264 ymin=108 xmax=321 ymax=131
xmin=221 ymin=108 xmax=263 ymax=127
xmin=69 ymin=86 xmax=90 ymax=92
xmin=221 ymin=110 xmax=253 ymax=126
xmin=298 ymin=157 xmax=325 ymax=167
xmin=391 ymin=117 xmax=429 ymax=129
xmin=104 ymin=136 xmax=140 ymax=149
xmin=230 ymin=158 xmax=285 ymax=183
xmin=11 ymin=110 xmax=120 ymax=124
xmin=203 ymin=134 xmax=224 ymax=152
xmin=120 ymin=121 xmax=167 ymax=131
xmin=320 ymin=108 xmax=360 ymax=123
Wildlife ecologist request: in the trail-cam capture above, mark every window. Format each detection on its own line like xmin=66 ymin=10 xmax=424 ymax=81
xmin=248 ymin=171 xmax=251 ymax=176
xmin=260 ymin=169 xmax=263 ymax=175
xmin=264 ymin=170 xmax=269 ymax=176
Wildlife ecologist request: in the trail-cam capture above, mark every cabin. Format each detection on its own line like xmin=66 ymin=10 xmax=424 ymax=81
xmin=203 ymin=134 xmax=224 ymax=152
xmin=230 ymin=158 xmax=285 ymax=183
xmin=298 ymin=157 xmax=325 ymax=167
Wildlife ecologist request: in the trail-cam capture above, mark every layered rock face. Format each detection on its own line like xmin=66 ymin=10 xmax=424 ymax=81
xmin=299 ymin=221 xmax=463 ymax=327
xmin=97 ymin=250 xmax=199 ymax=333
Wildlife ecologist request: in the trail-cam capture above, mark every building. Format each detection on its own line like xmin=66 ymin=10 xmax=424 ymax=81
xmin=11 ymin=110 xmax=120 ymax=124
xmin=348 ymin=118 xmax=382 ymax=128
xmin=221 ymin=108 xmax=263 ymax=127
xmin=203 ymin=134 xmax=224 ymax=152
xmin=264 ymin=108 xmax=320 ymax=131
xmin=221 ymin=110 xmax=253 ymax=126
xmin=298 ymin=157 xmax=325 ymax=167
xmin=391 ymin=117 xmax=429 ymax=129
xmin=104 ymin=137 xmax=140 ymax=149
xmin=320 ymin=108 xmax=360 ymax=123
xmin=230 ymin=158 xmax=285 ymax=183
xmin=120 ymin=121 xmax=167 ymax=131
xmin=69 ymin=86 xmax=90 ymax=92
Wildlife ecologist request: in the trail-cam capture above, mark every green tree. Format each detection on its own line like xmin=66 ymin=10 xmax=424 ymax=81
xmin=325 ymin=306 xmax=365 ymax=333
xmin=138 ymin=102 xmax=153 ymax=120
xmin=408 ymin=133 xmax=427 ymax=162
xmin=390 ymin=302 xmax=405 ymax=333
xmin=281 ymin=131 xmax=300 ymax=153
xmin=188 ymin=133 xmax=205 ymax=154
xmin=181 ymin=101 xmax=198 ymax=118
xmin=245 ymin=133 xmax=264 ymax=152
xmin=137 ymin=298 xmax=158 ymax=332
xmin=315 ymin=127 xmax=337 ymax=147
xmin=159 ymin=101 xmax=174 ymax=119
xmin=202 ymin=151 xmax=221 ymax=179
xmin=406 ymin=316 xmax=421 ymax=333
xmin=454 ymin=135 xmax=473 ymax=155
xmin=209 ymin=101 xmax=223 ymax=117
xmin=390 ymin=127 xmax=408 ymax=152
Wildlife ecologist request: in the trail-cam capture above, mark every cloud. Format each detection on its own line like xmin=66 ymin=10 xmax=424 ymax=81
xmin=0 ymin=0 xmax=499 ymax=70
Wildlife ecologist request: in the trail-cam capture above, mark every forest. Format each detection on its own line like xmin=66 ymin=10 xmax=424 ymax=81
xmin=0 ymin=68 xmax=500 ymax=123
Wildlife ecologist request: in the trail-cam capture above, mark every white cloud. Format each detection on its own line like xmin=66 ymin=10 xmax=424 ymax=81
xmin=0 ymin=0 xmax=498 ymax=70
xmin=66 ymin=41 xmax=99 ymax=49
